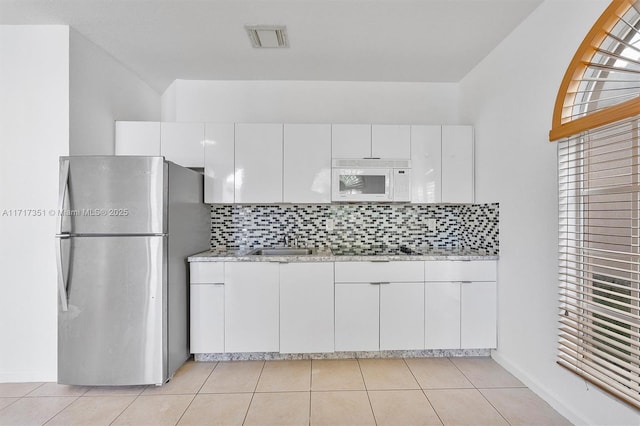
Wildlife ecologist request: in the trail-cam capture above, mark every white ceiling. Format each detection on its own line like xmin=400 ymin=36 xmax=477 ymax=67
xmin=0 ymin=0 xmax=543 ymax=93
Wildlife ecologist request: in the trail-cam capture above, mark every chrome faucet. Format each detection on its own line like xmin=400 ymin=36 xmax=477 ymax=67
xmin=283 ymin=234 xmax=299 ymax=247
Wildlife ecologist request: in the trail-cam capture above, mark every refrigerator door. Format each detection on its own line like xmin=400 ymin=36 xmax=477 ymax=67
xmin=58 ymin=235 xmax=166 ymax=386
xmin=60 ymin=156 xmax=166 ymax=235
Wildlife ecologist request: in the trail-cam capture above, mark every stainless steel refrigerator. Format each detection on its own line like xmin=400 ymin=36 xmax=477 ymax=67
xmin=55 ymin=156 xmax=210 ymax=386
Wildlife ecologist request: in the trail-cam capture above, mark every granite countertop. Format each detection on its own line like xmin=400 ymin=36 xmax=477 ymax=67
xmin=188 ymin=247 xmax=498 ymax=262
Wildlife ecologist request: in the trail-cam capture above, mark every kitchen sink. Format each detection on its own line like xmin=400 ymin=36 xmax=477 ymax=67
xmin=246 ymin=247 xmax=317 ymax=256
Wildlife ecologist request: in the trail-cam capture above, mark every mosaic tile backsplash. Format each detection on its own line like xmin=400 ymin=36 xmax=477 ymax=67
xmin=210 ymin=203 xmax=499 ymax=254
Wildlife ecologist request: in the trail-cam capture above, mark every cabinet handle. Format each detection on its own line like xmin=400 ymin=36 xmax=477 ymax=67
xmin=370 ymin=282 xmax=390 ymax=285
xmin=370 ymin=260 xmax=390 ymax=263
xmin=461 ymin=281 xmax=472 ymax=284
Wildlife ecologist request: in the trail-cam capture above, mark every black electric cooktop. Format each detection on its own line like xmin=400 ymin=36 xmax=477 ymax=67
xmin=330 ymin=245 xmax=421 ymax=256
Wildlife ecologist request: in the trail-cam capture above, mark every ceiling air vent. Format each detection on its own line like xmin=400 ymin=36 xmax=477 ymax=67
xmin=245 ymin=25 xmax=289 ymax=48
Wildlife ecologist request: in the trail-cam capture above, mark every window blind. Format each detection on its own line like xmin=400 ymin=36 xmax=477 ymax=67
xmin=558 ymin=115 xmax=640 ymax=409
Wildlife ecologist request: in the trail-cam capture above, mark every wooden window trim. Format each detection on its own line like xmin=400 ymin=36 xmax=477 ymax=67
xmin=550 ymin=0 xmax=638 ymax=141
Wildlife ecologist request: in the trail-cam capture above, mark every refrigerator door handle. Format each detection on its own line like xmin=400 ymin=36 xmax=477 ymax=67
xmin=57 ymin=158 xmax=70 ymax=235
xmin=55 ymin=234 xmax=69 ymax=312
xmin=56 ymin=159 xmax=71 ymax=312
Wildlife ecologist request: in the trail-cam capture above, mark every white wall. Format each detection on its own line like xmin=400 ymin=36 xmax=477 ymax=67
xmin=0 ymin=26 xmax=70 ymax=381
xmin=162 ymin=80 xmax=459 ymax=124
xmin=460 ymin=1 xmax=639 ymax=424
xmin=70 ymin=29 xmax=160 ymax=155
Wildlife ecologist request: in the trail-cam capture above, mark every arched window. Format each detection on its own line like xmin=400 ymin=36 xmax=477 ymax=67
xmin=552 ymin=0 xmax=640 ymax=409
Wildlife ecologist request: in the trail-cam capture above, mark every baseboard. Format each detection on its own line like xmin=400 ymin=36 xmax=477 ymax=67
xmin=490 ymin=351 xmax=589 ymax=426
xmin=0 ymin=370 xmax=56 ymax=383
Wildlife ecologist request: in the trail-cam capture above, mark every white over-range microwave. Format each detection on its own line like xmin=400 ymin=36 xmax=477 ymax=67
xmin=331 ymin=158 xmax=412 ymax=202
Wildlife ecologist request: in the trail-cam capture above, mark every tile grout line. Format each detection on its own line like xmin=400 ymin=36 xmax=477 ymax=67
xmin=402 ymin=357 xmax=445 ymax=426
xmin=172 ymin=394 xmax=198 ymax=426
xmin=476 ymin=387 xmax=514 ymax=426
xmin=356 ymin=358 xmax=378 ymax=426
xmin=23 ymin=382 xmax=47 ymax=397
xmin=449 ymin=356 xmax=477 ymax=388
xmin=108 ymin=387 xmax=148 ymax=425
xmin=241 ymin=360 xmax=266 ymax=426
xmin=308 ymin=360 xmax=313 ymax=426
xmin=0 ymin=397 xmax=20 ymax=413
xmin=173 ymin=360 xmax=219 ymax=426
xmin=448 ymin=357 xmax=513 ymax=426
xmin=41 ymin=394 xmax=81 ymax=426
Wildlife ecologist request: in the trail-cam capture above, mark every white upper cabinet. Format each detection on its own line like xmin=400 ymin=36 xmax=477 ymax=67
xmin=234 ymin=123 xmax=283 ymax=203
xmin=371 ymin=125 xmax=411 ymax=158
xmin=331 ymin=124 xmax=371 ymax=158
xmin=160 ymin=122 xmax=205 ymax=168
xmin=410 ymin=125 xmax=442 ymax=204
xmin=115 ymin=121 xmax=161 ymax=156
xmin=332 ymin=124 xmax=410 ymax=159
xmin=411 ymin=125 xmax=474 ymax=204
xmin=441 ymin=125 xmax=474 ymax=203
xmin=283 ymin=124 xmax=331 ymax=203
xmin=204 ymin=123 xmax=235 ymax=204
xmin=115 ymin=121 xmax=206 ymax=168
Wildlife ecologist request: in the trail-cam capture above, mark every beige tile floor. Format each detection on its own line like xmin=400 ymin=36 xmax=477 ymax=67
xmin=0 ymin=357 xmax=571 ymax=426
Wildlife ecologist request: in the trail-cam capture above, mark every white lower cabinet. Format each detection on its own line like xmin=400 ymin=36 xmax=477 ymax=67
xmin=380 ymin=282 xmax=424 ymax=350
xmin=461 ymin=281 xmax=497 ymax=348
xmin=335 ymin=283 xmax=380 ymax=351
xmin=425 ymin=282 xmax=460 ymax=350
xmin=224 ymin=262 xmax=280 ymax=353
xmin=190 ymin=284 xmax=225 ymax=353
xmin=189 ymin=262 xmax=225 ymax=353
xmin=335 ymin=261 xmax=425 ymax=352
xmin=280 ymin=263 xmax=334 ymax=353
xmin=190 ymin=259 xmax=497 ymax=355
xmin=425 ymin=261 xmax=497 ymax=349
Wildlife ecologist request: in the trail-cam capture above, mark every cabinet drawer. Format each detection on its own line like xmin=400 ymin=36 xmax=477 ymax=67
xmin=335 ymin=261 xmax=424 ymax=283
xmin=425 ymin=260 xmax=496 ymax=282
xmin=190 ymin=262 xmax=224 ymax=284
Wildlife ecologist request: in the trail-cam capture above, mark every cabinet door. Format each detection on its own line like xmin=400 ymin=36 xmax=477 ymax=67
xmin=190 ymin=284 xmax=224 ymax=353
xmin=425 ymin=282 xmax=461 ymax=349
xmin=115 ymin=121 xmax=160 ymax=156
xmin=204 ymin=123 xmax=235 ymax=203
xmin=372 ymin=125 xmax=411 ymax=159
xmin=160 ymin=122 xmax=205 ymax=168
xmin=410 ymin=125 xmax=441 ymax=203
xmin=380 ymin=282 xmax=424 ymax=350
xmin=335 ymin=283 xmax=379 ymax=351
xmin=331 ymin=124 xmax=371 ymax=158
xmin=442 ymin=125 xmax=474 ymax=203
xmin=283 ymin=124 xmax=331 ymax=203
xmin=224 ymin=262 xmax=279 ymax=352
xmin=235 ymin=123 xmax=283 ymax=203
xmin=280 ymin=263 xmax=334 ymax=353
xmin=461 ymin=282 xmax=497 ymax=348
